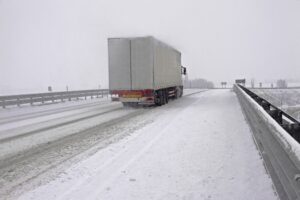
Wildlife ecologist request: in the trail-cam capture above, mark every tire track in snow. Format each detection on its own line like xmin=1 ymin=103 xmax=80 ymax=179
xmin=0 ymin=106 xmax=122 ymax=144
xmin=0 ymin=108 xmax=149 ymax=198
xmin=0 ymin=100 xmax=111 ymax=125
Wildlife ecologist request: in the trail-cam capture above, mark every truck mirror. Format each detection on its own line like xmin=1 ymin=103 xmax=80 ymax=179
xmin=181 ymin=66 xmax=187 ymax=75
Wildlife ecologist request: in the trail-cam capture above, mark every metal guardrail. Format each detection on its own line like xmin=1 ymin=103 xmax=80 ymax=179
xmin=238 ymin=84 xmax=300 ymax=142
xmin=234 ymin=84 xmax=300 ymax=200
xmin=0 ymin=89 xmax=109 ymax=108
xmin=251 ymin=87 xmax=300 ymax=90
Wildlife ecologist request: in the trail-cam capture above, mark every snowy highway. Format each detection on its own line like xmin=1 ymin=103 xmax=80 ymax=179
xmin=0 ymin=90 xmax=277 ymax=199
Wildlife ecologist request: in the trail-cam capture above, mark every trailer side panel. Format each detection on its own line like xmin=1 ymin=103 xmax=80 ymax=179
xmin=153 ymin=39 xmax=182 ymax=90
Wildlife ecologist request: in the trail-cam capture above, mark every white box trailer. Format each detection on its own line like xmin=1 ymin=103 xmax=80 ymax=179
xmin=108 ymin=36 xmax=186 ymax=106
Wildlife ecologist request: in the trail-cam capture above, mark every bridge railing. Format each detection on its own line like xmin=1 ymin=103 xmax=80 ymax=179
xmin=237 ymin=84 xmax=300 ymax=141
xmin=0 ymin=89 xmax=109 ymax=108
xmin=234 ymin=84 xmax=300 ymax=200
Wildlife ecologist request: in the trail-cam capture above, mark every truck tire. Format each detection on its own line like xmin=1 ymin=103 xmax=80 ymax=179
xmin=161 ymin=91 xmax=166 ymax=105
xmin=175 ymin=87 xmax=180 ymax=99
xmin=155 ymin=90 xmax=165 ymax=106
xmin=155 ymin=91 xmax=161 ymax=106
xmin=179 ymin=86 xmax=183 ymax=97
xmin=165 ymin=90 xmax=169 ymax=104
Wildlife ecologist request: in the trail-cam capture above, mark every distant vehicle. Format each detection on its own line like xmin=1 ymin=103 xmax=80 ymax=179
xmin=108 ymin=36 xmax=186 ymax=106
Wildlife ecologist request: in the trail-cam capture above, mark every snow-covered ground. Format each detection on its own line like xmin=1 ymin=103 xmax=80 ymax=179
xmin=251 ymin=89 xmax=300 ymax=121
xmin=14 ymin=90 xmax=277 ymax=200
xmin=0 ymin=89 xmax=205 ymax=198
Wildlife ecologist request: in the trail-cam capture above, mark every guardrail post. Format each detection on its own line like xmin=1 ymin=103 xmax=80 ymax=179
xmin=2 ymin=100 xmax=5 ymax=108
xmin=30 ymin=97 xmax=33 ymax=105
xmin=255 ymin=97 xmax=263 ymax=105
xmin=261 ymin=100 xmax=270 ymax=111
xmin=267 ymin=109 xmax=283 ymax=124
xmin=277 ymin=110 xmax=283 ymax=124
xmin=291 ymin=124 xmax=300 ymax=142
xmin=42 ymin=96 xmax=44 ymax=104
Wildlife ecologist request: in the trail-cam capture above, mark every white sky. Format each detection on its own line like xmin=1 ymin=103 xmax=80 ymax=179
xmin=0 ymin=0 xmax=300 ymax=94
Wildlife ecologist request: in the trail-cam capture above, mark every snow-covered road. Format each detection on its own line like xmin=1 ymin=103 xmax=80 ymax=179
xmin=0 ymin=89 xmax=205 ymax=198
xmin=17 ymin=90 xmax=277 ymax=200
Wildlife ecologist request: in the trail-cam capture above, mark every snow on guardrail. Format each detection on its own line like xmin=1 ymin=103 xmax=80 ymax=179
xmin=234 ymin=84 xmax=300 ymax=200
xmin=236 ymin=85 xmax=300 ymax=166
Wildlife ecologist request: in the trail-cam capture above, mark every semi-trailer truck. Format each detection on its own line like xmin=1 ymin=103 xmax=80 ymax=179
xmin=108 ymin=36 xmax=186 ymax=106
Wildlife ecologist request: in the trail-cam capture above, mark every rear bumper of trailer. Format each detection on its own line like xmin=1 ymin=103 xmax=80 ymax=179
xmin=119 ymin=97 xmax=154 ymax=104
xmin=110 ymin=90 xmax=155 ymax=105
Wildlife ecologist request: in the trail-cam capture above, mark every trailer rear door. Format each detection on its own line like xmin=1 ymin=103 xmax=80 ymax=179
xmin=108 ymin=38 xmax=131 ymax=90
xmin=131 ymin=37 xmax=154 ymax=90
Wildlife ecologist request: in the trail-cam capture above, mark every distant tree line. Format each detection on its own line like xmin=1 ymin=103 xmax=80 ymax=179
xmin=184 ymin=78 xmax=214 ymax=89
xmin=276 ymin=79 xmax=288 ymax=88
xmin=249 ymin=78 xmax=289 ymax=88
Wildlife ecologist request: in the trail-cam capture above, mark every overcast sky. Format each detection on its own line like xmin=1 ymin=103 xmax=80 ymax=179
xmin=0 ymin=0 xmax=300 ymax=94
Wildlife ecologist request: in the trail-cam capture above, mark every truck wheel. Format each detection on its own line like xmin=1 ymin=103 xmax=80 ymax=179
xmin=175 ymin=87 xmax=180 ymax=99
xmin=155 ymin=90 xmax=165 ymax=106
xmin=161 ymin=91 xmax=166 ymax=105
xmin=179 ymin=87 xmax=183 ymax=97
xmin=165 ymin=90 xmax=169 ymax=104
xmin=155 ymin=91 xmax=161 ymax=106
xmin=155 ymin=98 xmax=162 ymax=106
